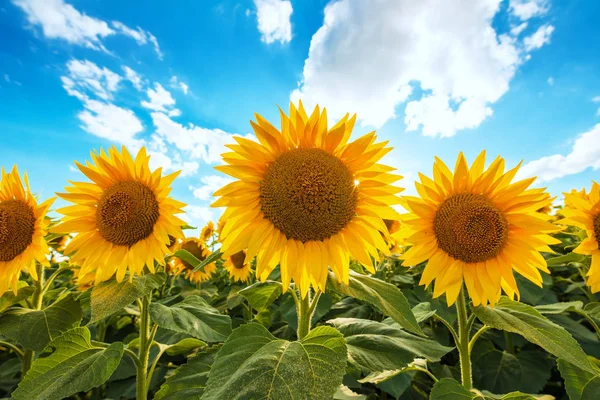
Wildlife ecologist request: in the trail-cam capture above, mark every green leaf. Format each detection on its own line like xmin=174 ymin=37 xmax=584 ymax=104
xmin=545 ymin=252 xmax=586 ymax=266
xmin=202 ymin=323 xmax=347 ymax=400
xmin=90 ymin=273 xmax=165 ymax=323
xmin=535 ymin=301 xmax=583 ymax=314
xmin=0 ymin=294 xmax=82 ymax=351
xmin=334 ymin=385 xmax=367 ymax=399
xmin=473 ymin=349 xmax=521 ymax=394
xmin=155 ymin=350 xmax=217 ymax=400
xmin=238 ymin=280 xmax=282 ymax=311
xmin=0 ymin=286 xmax=35 ymax=313
xmin=412 ymin=302 xmax=437 ymax=323
xmin=149 ymin=295 xmax=232 ymax=342
xmin=11 ymin=327 xmax=124 ymax=400
xmin=328 ymin=318 xmax=452 ymax=372
xmin=327 ymin=270 xmax=423 ymax=336
xmin=430 ymin=378 xmax=477 ymax=400
xmin=170 ymin=249 xmax=222 ymax=273
xmin=585 ymin=303 xmax=600 ymax=321
xmin=165 ymin=338 xmax=207 ymax=356
xmin=472 ymin=297 xmax=595 ymax=374
xmin=557 ymin=358 xmax=600 ymax=400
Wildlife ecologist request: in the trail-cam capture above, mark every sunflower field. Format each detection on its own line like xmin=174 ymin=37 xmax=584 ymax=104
xmin=2 ymin=102 xmax=600 ymax=400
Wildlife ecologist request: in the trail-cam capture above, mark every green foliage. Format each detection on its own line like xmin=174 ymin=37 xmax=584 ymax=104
xmin=202 ymin=323 xmax=347 ymax=400
xmin=0 ymin=286 xmax=35 ymax=313
xmin=238 ymin=280 xmax=282 ymax=311
xmin=557 ymin=358 xmax=600 ymax=400
xmin=155 ymin=349 xmax=217 ymax=400
xmin=327 ymin=270 xmax=423 ymax=335
xmin=0 ymin=294 xmax=82 ymax=351
xmin=90 ymin=272 xmax=166 ymax=323
xmin=149 ymin=295 xmax=232 ymax=342
xmin=11 ymin=327 xmax=123 ymax=400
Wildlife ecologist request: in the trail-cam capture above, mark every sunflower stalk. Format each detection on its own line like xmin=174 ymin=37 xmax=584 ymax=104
xmin=456 ymin=288 xmax=473 ymax=390
xmin=22 ymin=263 xmax=46 ymax=376
xmin=296 ymin=289 xmax=322 ymax=340
xmin=136 ymin=294 xmax=152 ymax=400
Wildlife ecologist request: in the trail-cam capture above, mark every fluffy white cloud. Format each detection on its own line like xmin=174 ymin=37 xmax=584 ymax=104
xmin=141 ymin=83 xmax=176 ymax=112
xmin=150 ymin=112 xmax=248 ymax=164
xmin=170 ymin=76 xmax=189 ymax=95
xmin=524 ymin=24 xmax=554 ymax=51
xmin=62 ymin=59 xmax=121 ymax=101
xmin=509 ymin=0 xmax=550 ymax=20
xmin=518 ymin=124 xmax=600 ymax=182
xmin=13 ymin=0 xmax=162 ymax=57
xmin=122 ymin=66 xmax=143 ymax=90
xmin=547 ymin=77 xmax=554 ymax=85
xmin=292 ymin=0 xmax=554 ymax=137
xmin=190 ymin=175 xmax=234 ymax=200
xmin=510 ymin=22 xmax=528 ymax=36
xmin=254 ymin=0 xmax=292 ymax=44
xmin=78 ymin=99 xmax=144 ymax=148
xmin=184 ymin=205 xmax=218 ymax=230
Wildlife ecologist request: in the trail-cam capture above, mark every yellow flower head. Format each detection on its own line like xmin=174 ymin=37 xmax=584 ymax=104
xmin=398 ymin=151 xmax=559 ymax=307
xmin=200 ymin=221 xmax=215 ymax=243
xmin=212 ymin=101 xmax=402 ymax=297
xmin=224 ymin=250 xmax=252 ymax=282
xmin=52 ymin=146 xmax=186 ymax=285
xmin=0 ymin=166 xmax=55 ymax=294
xmin=168 ymin=237 xmax=216 ymax=283
xmin=561 ymin=182 xmax=600 ymax=292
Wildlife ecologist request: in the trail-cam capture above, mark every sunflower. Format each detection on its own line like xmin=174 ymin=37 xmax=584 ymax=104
xmin=398 ymin=151 xmax=559 ymax=306
xmin=0 ymin=167 xmax=54 ymax=294
xmin=200 ymin=221 xmax=215 ymax=243
xmin=224 ymin=250 xmax=252 ymax=282
xmin=212 ymin=101 xmax=402 ymax=297
xmin=168 ymin=237 xmax=216 ymax=283
xmin=561 ymin=182 xmax=600 ymax=292
xmin=52 ymin=146 xmax=186 ymax=284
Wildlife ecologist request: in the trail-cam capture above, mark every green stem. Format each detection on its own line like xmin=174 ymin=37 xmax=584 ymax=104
xmin=297 ymin=291 xmax=311 ymax=340
xmin=456 ymin=288 xmax=473 ymax=390
xmin=41 ymin=265 xmax=72 ymax=295
xmin=136 ymin=295 xmax=152 ymax=400
xmin=146 ymin=346 xmax=168 ymax=393
xmin=468 ymin=326 xmax=490 ymax=353
xmin=433 ymin=314 xmax=459 ymax=345
xmin=504 ymin=332 xmax=515 ymax=354
xmin=0 ymin=340 xmax=24 ymax=358
xmin=22 ymin=263 xmax=45 ymax=376
xmin=575 ymin=310 xmax=600 ymax=340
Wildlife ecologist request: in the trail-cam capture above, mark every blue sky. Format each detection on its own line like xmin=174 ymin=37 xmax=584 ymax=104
xmin=1 ymin=0 xmax=599 ymax=229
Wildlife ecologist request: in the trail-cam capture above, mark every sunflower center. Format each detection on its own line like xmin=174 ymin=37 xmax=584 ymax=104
xmin=433 ymin=193 xmax=508 ymax=263
xmin=96 ymin=181 xmax=159 ymax=247
xmin=593 ymin=214 xmax=600 ymax=244
xmin=180 ymin=241 xmax=206 ymax=270
xmin=260 ymin=148 xmax=357 ymax=243
xmin=230 ymin=251 xmax=246 ymax=269
xmin=0 ymin=200 xmax=36 ymax=262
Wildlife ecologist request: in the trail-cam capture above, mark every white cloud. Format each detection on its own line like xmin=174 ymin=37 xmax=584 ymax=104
xmin=78 ymin=99 xmax=144 ymax=148
xmin=190 ymin=175 xmax=234 ymax=200
xmin=518 ymin=124 xmax=600 ymax=182
xmin=150 ymin=112 xmax=249 ymax=164
xmin=523 ymin=24 xmax=554 ymax=51
xmin=141 ymin=83 xmax=176 ymax=112
xmin=253 ymin=0 xmax=292 ymax=44
xmin=168 ymin=108 xmax=182 ymax=117
xmin=547 ymin=77 xmax=554 ymax=85
xmin=510 ymin=22 xmax=528 ymax=36
xmin=592 ymin=96 xmax=600 ymax=103
xmin=122 ymin=66 xmax=143 ymax=90
xmin=509 ymin=0 xmax=550 ymax=21
xmin=62 ymin=59 xmax=121 ymax=101
xmin=12 ymin=0 xmax=162 ymax=57
xmin=170 ymin=76 xmax=189 ymax=95
xmin=184 ymin=205 xmax=217 ymax=230
xmin=292 ymin=0 xmax=546 ymax=137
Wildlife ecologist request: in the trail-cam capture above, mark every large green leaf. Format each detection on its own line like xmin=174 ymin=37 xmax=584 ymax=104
xmin=90 ymin=272 xmax=165 ymax=323
xmin=535 ymin=301 xmax=583 ymax=314
xmin=239 ymin=280 xmax=282 ymax=311
xmin=149 ymin=295 xmax=232 ymax=342
xmin=11 ymin=327 xmax=123 ymax=400
xmin=155 ymin=350 xmax=217 ymax=400
xmin=202 ymin=323 xmax=347 ymax=400
xmin=0 ymin=294 xmax=82 ymax=351
xmin=327 ymin=270 xmax=423 ymax=336
xmin=557 ymin=358 xmax=600 ymax=400
xmin=430 ymin=379 xmax=545 ymax=400
xmin=328 ymin=318 xmax=452 ymax=372
xmin=545 ymin=252 xmax=586 ymax=266
xmin=474 ymin=349 xmax=521 ymax=395
xmin=0 ymin=286 xmax=35 ymax=313
xmin=171 ymin=249 xmax=222 ymax=273
xmin=472 ymin=297 xmax=595 ymax=374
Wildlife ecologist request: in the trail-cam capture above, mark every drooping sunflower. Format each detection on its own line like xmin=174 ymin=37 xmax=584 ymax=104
xmin=223 ymin=250 xmax=252 ymax=282
xmin=200 ymin=221 xmax=215 ymax=243
xmin=561 ymin=182 xmax=600 ymax=292
xmin=212 ymin=101 xmax=402 ymax=297
xmin=168 ymin=237 xmax=216 ymax=284
xmin=398 ymin=151 xmax=560 ymax=307
xmin=0 ymin=167 xmax=55 ymax=294
xmin=52 ymin=146 xmax=186 ymax=284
